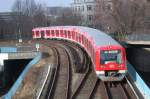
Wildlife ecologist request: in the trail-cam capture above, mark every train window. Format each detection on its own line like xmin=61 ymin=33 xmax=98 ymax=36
xmin=100 ymin=50 xmax=122 ymax=64
xmin=41 ymin=31 xmax=45 ymax=38
xmin=51 ymin=30 xmax=54 ymax=36
xmin=56 ymin=30 xmax=59 ymax=36
xmin=60 ymin=30 xmax=63 ymax=35
xmin=60 ymin=30 xmax=64 ymax=37
xmin=46 ymin=30 xmax=50 ymax=36
xmin=36 ymin=31 xmax=39 ymax=36
xmin=60 ymin=30 xmax=63 ymax=33
xmin=32 ymin=31 xmax=35 ymax=36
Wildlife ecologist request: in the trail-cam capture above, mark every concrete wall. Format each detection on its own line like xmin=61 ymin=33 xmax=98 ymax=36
xmin=126 ymin=47 xmax=150 ymax=72
xmin=126 ymin=46 xmax=150 ymax=87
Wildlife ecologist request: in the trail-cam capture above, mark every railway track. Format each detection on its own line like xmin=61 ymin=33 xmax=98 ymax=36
xmin=71 ymin=61 xmax=98 ymax=99
xmin=91 ymin=80 xmax=109 ymax=99
xmin=104 ymin=82 xmax=128 ymax=99
xmin=90 ymin=79 xmax=139 ymax=99
xmin=37 ymin=47 xmax=60 ymax=99
xmin=48 ymin=46 xmax=71 ymax=99
xmin=34 ymin=40 xmax=140 ymax=99
xmin=44 ymin=47 xmax=60 ymax=99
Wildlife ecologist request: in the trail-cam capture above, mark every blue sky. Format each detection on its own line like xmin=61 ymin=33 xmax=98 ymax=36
xmin=0 ymin=0 xmax=72 ymax=12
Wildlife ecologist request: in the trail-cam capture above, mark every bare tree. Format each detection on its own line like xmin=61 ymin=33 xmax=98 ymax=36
xmin=0 ymin=17 xmax=5 ymax=39
xmin=95 ymin=0 xmax=148 ymax=40
xmin=33 ymin=4 xmax=48 ymax=27
xmin=52 ymin=8 xmax=82 ymax=26
xmin=11 ymin=0 xmax=48 ymax=39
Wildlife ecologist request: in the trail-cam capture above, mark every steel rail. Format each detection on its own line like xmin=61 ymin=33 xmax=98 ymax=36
xmin=46 ymin=47 xmax=60 ymax=99
xmin=49 ymin=46 xmax=71 ymax=99
xmin=104 ymin=81 xmax=139 ymax=99
xmin=36 ymin=47 xmax=59 ymax=99
xmin=118 ymin=83 xmax=128 ymax=99
xmin=88 ymin=78 xmax=99 ymax=99
xmin=71 ymin=62 xmax=98 ymax=99
xmin=99 ymin=81 xmax=109 ymax=99
xmin=70 ymin=57 xmax=90 ymax=99
xmin=125 ymin=76 xmax=139 ymax=99
xmin=62 ymin=45 xmax=72 ymax=99
xmin=36 ymin=65 xmax=51 ymax=99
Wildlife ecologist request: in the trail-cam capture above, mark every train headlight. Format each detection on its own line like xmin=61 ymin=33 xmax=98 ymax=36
xmin=101 ymin=65 xmax=105 ymax=68
xmin=118 ymin=65 xmax=121 ymax=68
xmin=109 ymin=64 xmax=115 ymax=68
xmin=118 ymin=64 xmax=124 ymax=68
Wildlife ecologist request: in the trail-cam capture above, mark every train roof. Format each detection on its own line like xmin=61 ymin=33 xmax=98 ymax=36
xmin=33 ymin=26 xmax=120 ymax=46
xmin=73 ymin=26 xmax=120 ymax=46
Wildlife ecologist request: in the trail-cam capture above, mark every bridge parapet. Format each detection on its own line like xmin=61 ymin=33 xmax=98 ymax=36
xmin=8 ymin=52 xmax=37 ymax=60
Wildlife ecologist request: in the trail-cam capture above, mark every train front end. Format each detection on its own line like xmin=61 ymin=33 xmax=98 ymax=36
xmin=95 ymin=45 xmax=127 ymax=81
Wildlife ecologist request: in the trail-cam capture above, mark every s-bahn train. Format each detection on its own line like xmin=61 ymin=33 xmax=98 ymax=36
xmin=32 ymin=26 xmax=127 ymax=81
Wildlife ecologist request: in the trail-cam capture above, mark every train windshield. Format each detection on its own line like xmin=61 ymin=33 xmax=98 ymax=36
xmin=101 ymin=50 xmax=122 ymax=64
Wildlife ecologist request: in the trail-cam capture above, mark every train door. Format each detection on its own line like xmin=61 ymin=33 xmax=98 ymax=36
xmin=66 ymin=30 xmax=69 ymax=39
xmin=84 ymin=37 xmax=87 ymax=49
xmin=87 ymin=39 xmax=89 ymax=52
xmin=89 ymin=41 xmax=91 ymax=53
xmin=70 ymin=31 xmax=73 ymax=40
xmin=35 ymin=31 xmax=38 ymax=38
xmin=76 ymin=33 xmax=79 ymax=42
xmin=46 ymin=30 xmax=50 ymax=38
xmin=81 ymin=34 xmax=84 ymax=45
xmin=51 ymin=30 xmax=55 ymax=38
xmin=63 ymin=30 xmax=65 ymax=38
xmin=90 ymin=42 xmax=92 ymax=56
xmin=72 ymin=31 xmax=75 ymax=40
xmin=60 ymin=30 xmax=63 ymax=38
xmin=32 ymin=31 xmax=34 ymax=38
xmin=41 ymin=30 xmax=45 ymax=39
xmin=78 ymin=34 xmax=81 ymax=44
xmin=64 ymin=30 xmax=67 ymax=38
xmin=68 ymin=31 xmax=71 ymax=39
xmin=82 ymin=35 xmax=85 ymax=47
xmin=74 ymin=31 xmax=77 ymax=41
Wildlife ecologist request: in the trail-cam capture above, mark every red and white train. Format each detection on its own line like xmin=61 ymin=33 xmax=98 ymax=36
xmin=32 ymin=26 xmax=127 ymax=81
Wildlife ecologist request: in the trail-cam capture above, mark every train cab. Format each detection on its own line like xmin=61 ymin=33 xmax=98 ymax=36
xmin=96 ymin=45 xmax=127 ymax=81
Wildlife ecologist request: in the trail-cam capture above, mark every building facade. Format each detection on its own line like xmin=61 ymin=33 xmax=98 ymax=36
xmin=71 ymin=0 xmax=97 ymax=26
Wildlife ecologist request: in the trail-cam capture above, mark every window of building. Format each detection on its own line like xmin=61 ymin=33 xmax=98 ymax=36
xmin=82 ymin=6 xmax=84 ymax=11
xmin=107 ymin=3 xmax=113 ymax=10
xmin=88 ymin=15 xmax=94 ymax=21
xmin=87 ymin=5 xmax=92 ymax=11
xmin=103 ymin=1 xmax=113 ymax=11
xmin=78 ymin=6 xmax=80 ymax=11
xmin=75 ymin=7 xmax=78 ymax=11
